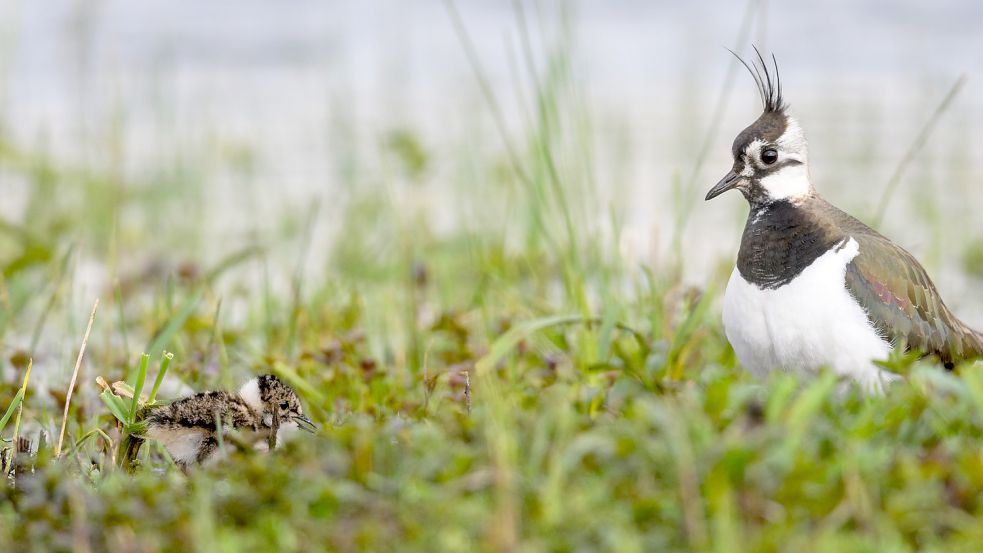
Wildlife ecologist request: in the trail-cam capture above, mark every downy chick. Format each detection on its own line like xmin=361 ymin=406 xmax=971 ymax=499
xmin=144 ymin=374 xmax=316 ymax=469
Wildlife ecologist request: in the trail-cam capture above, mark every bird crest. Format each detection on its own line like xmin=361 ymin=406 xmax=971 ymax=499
xmin=728 ymin=46 xmax=787 ymax=114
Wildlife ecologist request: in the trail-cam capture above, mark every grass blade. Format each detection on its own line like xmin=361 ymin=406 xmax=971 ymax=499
xmin=871 ymin=74 xmax=967 ymax=226
xmin=55 ymin=298 xmax=99 ymax=458
xmin=129 ymin=354 xmax=150 ymax=424
xmin=474 ymin=314 xmax=582 ymax=376
xmin=145 ymin=288 xmax=203 ymax=362
xmin=0 ymin=388 xmax=25 ymax=434
xmin=148 ymin=351 xmax=174 ymax=405
xmin=9 ymin=358 xmax=33 ymax=471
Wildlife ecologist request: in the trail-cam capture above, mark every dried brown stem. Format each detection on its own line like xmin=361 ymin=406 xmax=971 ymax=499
xmin=55 ymin=298 xmax=100 ymax=458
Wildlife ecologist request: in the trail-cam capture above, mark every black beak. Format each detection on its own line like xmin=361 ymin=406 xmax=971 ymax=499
xmin=705 ymin=170 xmax=741 ymax=201
xmin=293 ymin=415 xmax=318 ymax=433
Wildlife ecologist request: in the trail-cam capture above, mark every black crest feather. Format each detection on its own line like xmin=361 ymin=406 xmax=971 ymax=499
xmin=727 ymin=46 xmax=787 ymax=113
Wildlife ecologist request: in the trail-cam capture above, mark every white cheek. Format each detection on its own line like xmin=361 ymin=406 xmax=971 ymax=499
xmin=759 ymin=163 xmax=811 ymax=201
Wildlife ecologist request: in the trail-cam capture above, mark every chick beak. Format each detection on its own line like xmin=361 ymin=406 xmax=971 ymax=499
xmin=705 ymin=170 xmax=741 ymax=201
xmin=293 ymin=415 xmax=318 ymax=433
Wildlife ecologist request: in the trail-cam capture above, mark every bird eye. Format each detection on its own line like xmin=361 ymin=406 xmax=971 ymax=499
xmin=280 ymin=402 xmax=289 ymax=410
xmin=761 ymin=148 xmax=778 ymax=165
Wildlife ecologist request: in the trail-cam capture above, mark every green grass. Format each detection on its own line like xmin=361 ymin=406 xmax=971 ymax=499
xmin=1 ymin=5 xmax=983 ymax=552
xmin=4 ymin=150 xmax=983 ymax=553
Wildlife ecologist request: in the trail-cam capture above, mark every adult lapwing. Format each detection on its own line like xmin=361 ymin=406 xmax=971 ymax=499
xmin=144 ymin=374 xmax=317 ymax=469
xmin=705 ymin=49 xmax=983 ymax=392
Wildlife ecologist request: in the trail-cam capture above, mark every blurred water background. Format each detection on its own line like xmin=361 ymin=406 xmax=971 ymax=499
xmin=2 ymin=0 xmax=982 ymax=340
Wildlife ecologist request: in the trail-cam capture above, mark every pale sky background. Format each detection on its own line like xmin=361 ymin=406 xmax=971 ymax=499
xmin=2 ymin=0 xmax=981 ymax=323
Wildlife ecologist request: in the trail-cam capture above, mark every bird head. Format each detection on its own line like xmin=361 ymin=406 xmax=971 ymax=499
xmin=705 ymin=48 xmax=813 ymax=206
xmin=239 ymin=374 xmax=318 ymax=433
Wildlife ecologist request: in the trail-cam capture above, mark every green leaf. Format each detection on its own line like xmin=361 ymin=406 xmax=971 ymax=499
xmin=100 ymin=389 xmax=131 ymax=425
xmin=0 ymin=388 xmax=25 ymax=434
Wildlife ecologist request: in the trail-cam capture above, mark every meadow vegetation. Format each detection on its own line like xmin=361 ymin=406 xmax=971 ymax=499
xmin=1 ymin=6 xmax=983 ymax=553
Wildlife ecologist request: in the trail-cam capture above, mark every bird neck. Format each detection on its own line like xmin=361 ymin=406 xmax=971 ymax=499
xmin=238 ymin=378 xmax=265 ymax=414
xmin=738 ymin=197 xmax=846 ymax=289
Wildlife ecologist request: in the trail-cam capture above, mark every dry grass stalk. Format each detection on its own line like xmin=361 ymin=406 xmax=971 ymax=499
xmin=55 ymin=298 xmax=100 ymax=458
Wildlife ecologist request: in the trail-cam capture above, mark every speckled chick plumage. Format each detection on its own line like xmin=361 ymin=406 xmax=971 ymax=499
xmin=144 ymin=374 xmax=315 ymax=469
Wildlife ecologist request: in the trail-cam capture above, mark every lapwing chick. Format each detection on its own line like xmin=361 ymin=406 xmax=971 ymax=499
xmin=144 ymin=374 xmax=317 ymax=469
xmin=706 ymin=49 xmax=983 ymax=393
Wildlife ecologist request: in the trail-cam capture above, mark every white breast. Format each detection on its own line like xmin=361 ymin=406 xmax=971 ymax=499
xmin=722 ymin=237 xmax=898 ymax=393
xmin=145 ymin=426 xmax=206 ymax=465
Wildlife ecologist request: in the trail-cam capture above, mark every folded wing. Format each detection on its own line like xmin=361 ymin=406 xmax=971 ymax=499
xmin=845 ymin=232 xmax=983 ymax=366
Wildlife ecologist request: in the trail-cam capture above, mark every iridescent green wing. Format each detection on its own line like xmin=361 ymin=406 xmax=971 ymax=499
xmin=844 ymin=232 xmax=983 ymax=364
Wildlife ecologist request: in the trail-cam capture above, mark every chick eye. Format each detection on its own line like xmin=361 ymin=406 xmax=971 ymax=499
xmin=280 ymin=402 xmax=289 ymax=410
xmin=761 ymin=148 xmax=778 ymax=165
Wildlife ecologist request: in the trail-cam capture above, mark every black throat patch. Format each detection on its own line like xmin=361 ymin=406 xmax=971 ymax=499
xmin=736 ymin=199 xmax=846 ymax=289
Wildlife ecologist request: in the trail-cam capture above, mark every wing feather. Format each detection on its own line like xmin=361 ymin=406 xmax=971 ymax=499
xmin=844 ymin=232 xmax=983 ymax=365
